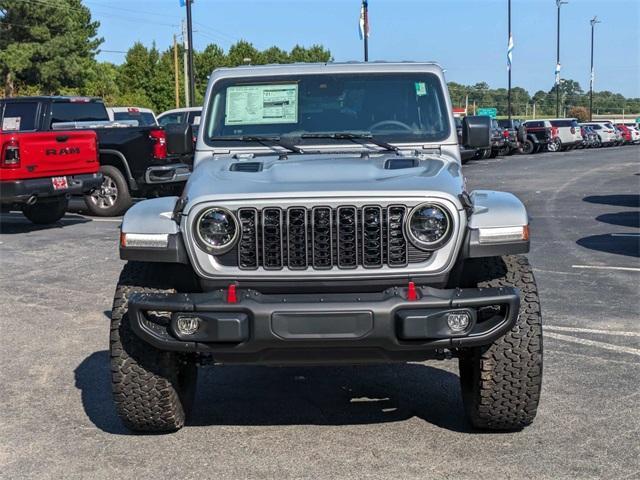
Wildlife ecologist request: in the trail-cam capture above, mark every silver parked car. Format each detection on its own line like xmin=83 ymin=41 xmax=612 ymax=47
xmin=114 ymin=62 xmax=542 ymax=433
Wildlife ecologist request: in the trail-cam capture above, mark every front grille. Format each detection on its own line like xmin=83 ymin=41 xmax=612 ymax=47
xmin=236 ymin=205 xmax=432 ymax=270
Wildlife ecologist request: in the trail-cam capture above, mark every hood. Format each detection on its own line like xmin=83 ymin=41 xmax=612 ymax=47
xmin=183 ymin=152 xmax=465 ymax=212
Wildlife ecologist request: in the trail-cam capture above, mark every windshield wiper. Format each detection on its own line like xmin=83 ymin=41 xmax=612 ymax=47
xmin=214 ymin=135 xmax=305 ymax=154
xmin=300 ymin=132 xmax=400 ymax=154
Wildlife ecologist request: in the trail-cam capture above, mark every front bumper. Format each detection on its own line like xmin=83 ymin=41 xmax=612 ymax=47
xmin=0 ymin=173 xmax=102 ymax=204
xmin=128 ymin=285 xmax=520 ymax=365
xmin=144 ymin=163 xmax=191 ymax=184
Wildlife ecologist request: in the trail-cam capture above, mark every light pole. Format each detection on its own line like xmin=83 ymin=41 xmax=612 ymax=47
xmin=555 ymin=0 xmax=568 ymax=118
xmin=507 ymin=0 xmax=513 ymax=120
xmin=589 ymin=16 xmax=601 ymax=121
xmin=184 ymin=0 xmax=195 ymax=107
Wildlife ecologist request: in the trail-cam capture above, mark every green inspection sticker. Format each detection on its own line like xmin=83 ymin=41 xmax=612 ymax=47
xmin=415 ymin=82 xmax=427 ymax=96
xmin=225 ymin=83 xmax=298 ymax=125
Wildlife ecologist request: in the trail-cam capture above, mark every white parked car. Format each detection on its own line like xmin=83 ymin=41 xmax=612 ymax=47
xmin=579 ymin=122 xmax=617 ymax=146
xmin=548 ymin=118 xmax=583 ymax=151
xmin=107 ymin=107 xmax=158 ymax=126
xmin=157 ymin=107 xmax=202 ymax=129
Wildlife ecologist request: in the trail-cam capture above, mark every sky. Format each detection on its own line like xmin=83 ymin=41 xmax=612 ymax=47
xmin=89 ymin=0 xmax=640 ymax=98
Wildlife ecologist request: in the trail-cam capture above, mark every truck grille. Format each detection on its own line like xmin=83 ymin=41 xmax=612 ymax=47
xmin=235 ymin=205 xmax=431 ymax=270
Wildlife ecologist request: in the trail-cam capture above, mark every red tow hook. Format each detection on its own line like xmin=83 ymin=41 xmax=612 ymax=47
xmin=407 ymin=281 xmax=418 ymax=301
xmin=226 ymin=284 xmax=238 ymax=304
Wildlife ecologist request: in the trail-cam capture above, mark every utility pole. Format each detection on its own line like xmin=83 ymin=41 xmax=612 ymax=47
xmin=185 ymin=0 xmax=196 ymax=107
xmin=182 ymin=19 xmax=190 ymax=107
xmin=173 ymin=34 xmax=180 ymax=109
xmin=360 ymin=1 xmax=369 ymax=62
xmin=555 ymin=0 xmax=568 ymax=118
xmin=507 ymin=0 xmax=513 ymax=120
xmin=589 ymin=16 xmax=600 ymax=121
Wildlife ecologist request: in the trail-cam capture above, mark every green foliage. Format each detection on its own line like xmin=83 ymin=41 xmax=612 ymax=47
xmin=0 ymin=0 xmax=102 ymax=95
xmin=568 ymin=106 xmax=589 ymax=122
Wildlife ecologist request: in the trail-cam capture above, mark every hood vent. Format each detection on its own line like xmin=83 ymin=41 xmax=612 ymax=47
xmin=230 ymin=162 xmax=263 ymax=172
xmin=384 ymin=158 xmax=419 ymax=170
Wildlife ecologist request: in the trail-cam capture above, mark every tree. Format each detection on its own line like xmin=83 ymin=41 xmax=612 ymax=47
xmin=567 ymin=106 xmax=589 ymax=122
xmin=0 ymin=0 xmax=102 ymax=96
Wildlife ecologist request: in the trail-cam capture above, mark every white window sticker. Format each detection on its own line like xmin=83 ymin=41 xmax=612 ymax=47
xmin=192 ymin=115 xmax=201 ymax=125
xmin=225 ymin=84 xmax=298 ymax=125
xmin=415 ymin=82 xmax=427 ymax=96
xmin=2 ymin=117 xmax=21 ymax=131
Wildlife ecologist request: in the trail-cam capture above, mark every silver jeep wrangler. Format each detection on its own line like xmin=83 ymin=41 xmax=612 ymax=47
xmin=113 ymin=62 xmax=542 ymax=433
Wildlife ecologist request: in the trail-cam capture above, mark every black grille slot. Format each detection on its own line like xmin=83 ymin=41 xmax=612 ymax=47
xmin=362 ymin=206 xmax=383 ymax=267
xmin=287 ymin=208 xmax=308 ymax=269
xmin=312 ymin=207 xmax=333 ymax=269
xmin=238 ymin=208 xmax=259 ymax=269
xmin=337 ymin=206 xmax=358 ymax=268
xmin=262 ymin=208 xmax=283 ymax=269
xmin=387 ymin=206 xmax=408 ymax=267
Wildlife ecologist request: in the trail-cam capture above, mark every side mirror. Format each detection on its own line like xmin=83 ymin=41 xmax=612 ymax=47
xmin=462 ymin=115 xmax=491 ymax=148
xmin=165 ymin=123 xmax=194 ymax=155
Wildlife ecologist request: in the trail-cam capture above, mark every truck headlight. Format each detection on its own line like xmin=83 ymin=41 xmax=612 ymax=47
xmin=405 ymin=203 xmax=451 ymax=250
xmin=195 ymin=207 xmax=239 ymax=254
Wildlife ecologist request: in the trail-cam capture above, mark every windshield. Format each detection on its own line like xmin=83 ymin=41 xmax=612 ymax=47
xmin=204 ymin=72 xmax=451 ymax=146
xmin=114 ymin=111 xmax=157 ymax=126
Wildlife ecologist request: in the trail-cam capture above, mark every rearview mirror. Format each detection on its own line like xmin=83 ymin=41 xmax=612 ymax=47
xmin=462 ymin=115 xmax=491 ymax=148
xmin=165 ymin=123 xmax=194 ymax=155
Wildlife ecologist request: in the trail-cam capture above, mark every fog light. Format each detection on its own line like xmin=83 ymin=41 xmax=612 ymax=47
xmin=176 ymin=315 xmax=201 ymax=336
xmin=447 ymin=311 xmax=471 ymax=332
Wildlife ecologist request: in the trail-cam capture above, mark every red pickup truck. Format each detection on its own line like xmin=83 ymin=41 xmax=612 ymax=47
xmin=0 ymin=129 xmax=102 ymax=224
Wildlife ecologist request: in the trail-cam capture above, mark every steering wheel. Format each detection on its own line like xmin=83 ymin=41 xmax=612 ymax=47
xmin=369 ymin=120 xmax=413 ymax=132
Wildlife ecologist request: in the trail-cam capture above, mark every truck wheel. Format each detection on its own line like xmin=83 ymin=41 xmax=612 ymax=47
xmin=22 ymin=196 xmax=68 ymax=225
xmin=110 ymin=262 xmax=197 ymax=433
xmin=522 ymin=139 xmax=534 ymax=154
xmin=489 ymin=148 xmax=499 ymax=158
xmin=84 ymin=165 xmax=132 ymax=217
xmin=547 ymin=138 xmax=561 ymax=152
xmin=458 ymin=255 xmax=543 ymax=431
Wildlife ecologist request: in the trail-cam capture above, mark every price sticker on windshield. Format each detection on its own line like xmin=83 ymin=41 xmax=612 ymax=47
xmin=415 ymin=82 xmax=427 ymax=96
xmin=225 ymin=84 xmax=298 ymax=126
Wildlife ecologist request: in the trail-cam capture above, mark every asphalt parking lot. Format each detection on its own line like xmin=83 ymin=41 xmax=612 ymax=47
xmin=1 ymin=146 xmax=639 ymax=479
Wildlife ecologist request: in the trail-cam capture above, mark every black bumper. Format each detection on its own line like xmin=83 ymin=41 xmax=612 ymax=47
xmin=0 ymin=173 xmax=102 ymax=204
xmin=128 ymin=285 xmax=520 ymax=365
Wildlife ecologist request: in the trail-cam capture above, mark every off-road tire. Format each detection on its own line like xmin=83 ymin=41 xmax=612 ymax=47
xmin=84 ymin=165 xmax=132 ymax=217
xmin=22 ymin=196 xmax=68 ymax=224
xmin=110 ymin=262 xmax=197 ymax=433
xmin=458 ymin=255 xmax=543 ymax=431
xmin=522 ymin=139 xmax=534 ymax=154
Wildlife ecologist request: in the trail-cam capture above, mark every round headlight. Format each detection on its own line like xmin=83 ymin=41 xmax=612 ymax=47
xmin=405 ymin=203 xmax=451 ymax=249
xmin=195 ymin=207 xmax=238 ymax=254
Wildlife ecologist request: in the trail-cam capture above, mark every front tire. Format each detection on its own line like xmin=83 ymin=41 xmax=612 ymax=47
xmin=84 ymin=165 xmax=132 ymax=217
xmin=458 ymin=255 xmax=543 ymax=431
xmin=547 ymin=138 xmax=561 ymax=152
xmin=522 ymin=140 xmax=534 ymax=154
xmin=22 ymin=196 xmax=68 ymax=224
xmin=110 ymin=262 xmax=197 ymax=433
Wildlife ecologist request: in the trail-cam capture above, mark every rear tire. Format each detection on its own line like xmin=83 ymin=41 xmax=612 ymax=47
xmin=110 ymin=262 xmax=197 ymax=433
xmin=547 ymin=138 xmax=561 ymax=152
xmin=22 ymin=196 xmax=68 ymax=225
xmin=84 ymin=165 xmax=132 ymax=217
xmin=522 ymin=140 xmax=534 ymax=154
xmin=458 ymin=255 xmax=543 ymax=431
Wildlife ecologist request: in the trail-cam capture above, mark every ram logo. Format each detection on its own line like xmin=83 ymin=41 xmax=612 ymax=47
xmin=45 ymin=147 xmax=81 ymax=155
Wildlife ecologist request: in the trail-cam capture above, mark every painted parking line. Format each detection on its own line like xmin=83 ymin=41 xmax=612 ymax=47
xmin=545 ymin=332 xmax=640 ymax=357
xmin=545 ymin=325 xmax=640 ymax=337
xmin=572 ymin=265 xmax=640 ymax=272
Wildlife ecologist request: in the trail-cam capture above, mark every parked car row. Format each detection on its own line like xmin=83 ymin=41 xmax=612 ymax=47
xmin=460 ymin=115 xmax=639 ymax=163
xmin=0 ymin=97 xmax=194 ymax=221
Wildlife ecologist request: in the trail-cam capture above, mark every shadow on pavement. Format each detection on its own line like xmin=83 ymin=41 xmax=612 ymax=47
xmin=75 ymin=351 xmax=474 ymax=435
xmin=0 ymin=212 xmax=91 ymax=234
xmin=583 ymin=194 xmax=640 ymax=208
xmin=596 ymin=211 xmax=640 ymax=228
xmin=576 ymin=233 xmax=640 ymax=258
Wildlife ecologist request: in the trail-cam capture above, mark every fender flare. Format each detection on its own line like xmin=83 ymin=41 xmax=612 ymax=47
xmin=99 ymin=149 xmax=137 ymax=190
